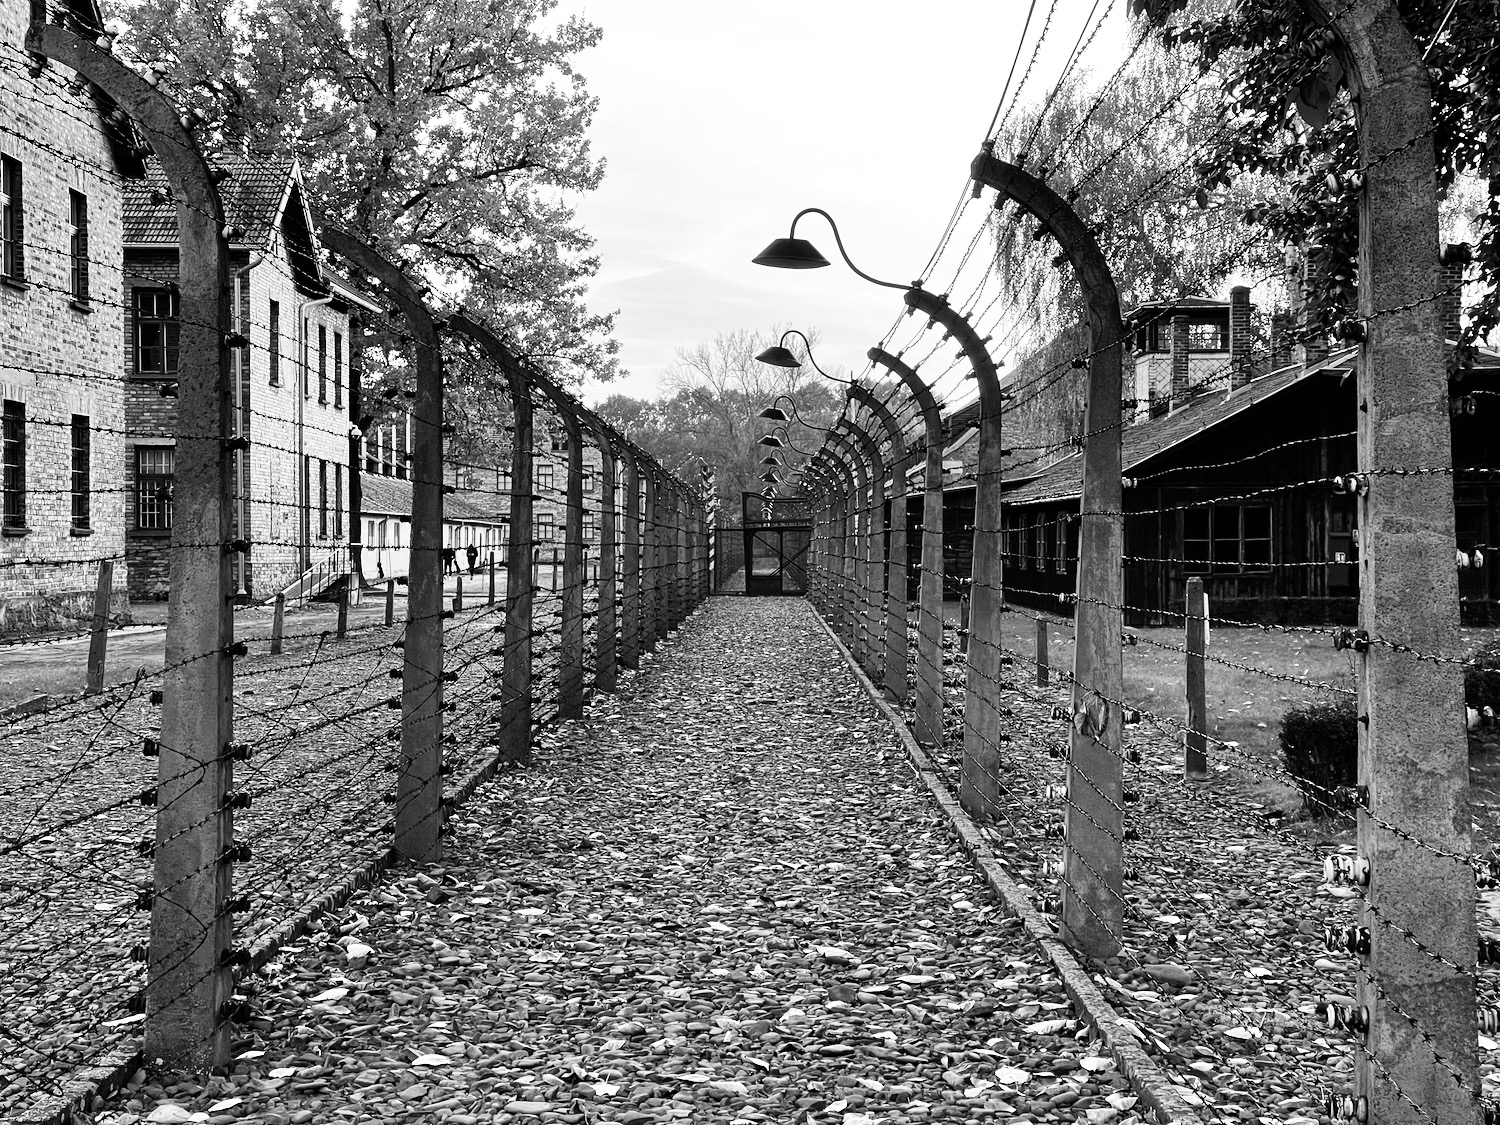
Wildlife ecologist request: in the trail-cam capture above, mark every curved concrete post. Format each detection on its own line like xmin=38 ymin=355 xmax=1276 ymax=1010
xmin=906 ymin=288 xmax=1010 ymax=822
xmin=28 ymin=20 xmax=235 ymax=1069
xmin=619 ymin=443 xmax=643 ymax=668
xmin=869 ymin=347 xmax=946 ymax=750
xmin=1305 ymin=4 xmax=1478 ymax=1118
xmin=807 ymin=454 xmax=849 ymax=620
xmin=528 ymin=382 xmax=585 ymax=718
xmin=446 ymin=316 xmax=534 ymax=764
xmin=973 ymin=146 xmax=1126 ymax=958
xmin=586 ymin=422 xmax=620 ymax=692
xmin=324 ymin=231 xmax=446 ymax=863
xmin=834 ymin=416 xmax=887 ymax=678
xmin=849 ymin=383 xmax=911 ymax=701
xmin=824 ymin=430 xmax=868 ymax=647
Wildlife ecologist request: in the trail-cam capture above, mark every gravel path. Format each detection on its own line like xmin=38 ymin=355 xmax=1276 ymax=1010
xmin=95 ymin=596 xmax=1147 ymax=1125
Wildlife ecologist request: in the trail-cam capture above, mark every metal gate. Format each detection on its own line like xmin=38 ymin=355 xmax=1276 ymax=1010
xmin=742 ymin=494 xmax=812 ymax=596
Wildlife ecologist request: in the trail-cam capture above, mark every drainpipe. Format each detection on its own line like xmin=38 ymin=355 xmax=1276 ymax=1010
xmin=233 ymin=253 xmax=264 ymax=597
xmin=297 ymin=293 xmax=334 ymax=574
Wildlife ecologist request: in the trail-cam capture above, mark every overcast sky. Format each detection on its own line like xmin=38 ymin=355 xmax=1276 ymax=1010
xmin=563 ymin=1 xmax=1127 ymax=406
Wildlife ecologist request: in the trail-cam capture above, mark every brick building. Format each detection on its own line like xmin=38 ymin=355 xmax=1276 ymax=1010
xmin=0 ymin=0 xmax=143 ymax=634
xmin=122 ymin=154 xmax=378 ymax=600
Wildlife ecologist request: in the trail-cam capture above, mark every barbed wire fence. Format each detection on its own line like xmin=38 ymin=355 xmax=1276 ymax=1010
xmin=787 ymin=1 xmax=1499 ymax=1122
xmin=0 ymin=10 xmax=714 ymax=1120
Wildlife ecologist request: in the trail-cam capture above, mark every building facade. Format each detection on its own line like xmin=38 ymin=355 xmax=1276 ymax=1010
xmin=122 ymin=155 xmax=377 ymax=601
xmin=0 ymin=0 xmax=141 ymax=634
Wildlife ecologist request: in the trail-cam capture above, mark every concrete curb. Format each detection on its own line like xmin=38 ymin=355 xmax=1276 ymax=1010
xmin=811 ymin=610 xmax=1205 ymax=1125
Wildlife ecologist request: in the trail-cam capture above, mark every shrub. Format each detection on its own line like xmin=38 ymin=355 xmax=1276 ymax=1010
xmin=1467 ymin=638 xmax=1500 ymax=718
xmin=1279 ymin=699 xmax=1359 ymax=817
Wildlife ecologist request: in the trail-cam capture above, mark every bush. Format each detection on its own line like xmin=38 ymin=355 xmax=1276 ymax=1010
xmin=1279 ymin=699 xmax=1359 ymax=817
xmin=1467 ymin=638 xmax=1500 ymax=718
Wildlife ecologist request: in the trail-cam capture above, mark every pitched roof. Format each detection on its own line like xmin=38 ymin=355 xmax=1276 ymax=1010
xmin=1002 ymin=350 xmax=1358 ymax=506
xmin=360 ymin=472 xmax=505 ymax=523
xmin=123 ymin=154 xmax=298 ymax=248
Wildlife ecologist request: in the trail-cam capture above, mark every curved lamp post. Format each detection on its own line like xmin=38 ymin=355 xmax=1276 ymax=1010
xmin=754 ymin=212 xmax=968 ymax=755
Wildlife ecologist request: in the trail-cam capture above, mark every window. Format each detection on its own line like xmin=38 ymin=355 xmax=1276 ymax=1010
xmin=1 ymin=157 xmax=21 ymax=282
xmin=333 ymin=330 xmax=343 ymax=407
xmin=497 ymin=467 xmax=513 ymax=494
xmin=1004 ymin=519 xmax=1022 ymax=569
xmin=535 ymin=511 xmax=555 ymax=541
xmin=583 ymin=511 xmax=595 ymax=540
xmin=68 ymin=190 xmax=88 ymax=302
xmin=268 ymin=301 xmax=281 ymax=386
xmin=317 ymin=325 xmax=328 ymax=403
xmin=551 ymin=434 xmax=567 ymax=453
xmin=1023 ymin=516 xmax=1039 ymax=571
xmin=1061 ymin=519 xmax=1077 ymax=575
xmin=70 ymin=415 xmax=89 ymax=530
xmin=318 ymin=459 xmax=329 ymax=539
xmin=1183 ymin=504 xmax=1272 ymax=572
xmin=136 ymin=446 xmax=173 ymax=531
xmin=135 ymin=290 xmax=180 ymax=375
xmin=581 ymin=469 xmax=594 ymax=492
xmin=536 ymin=461 xmax=554 ymax=491
xmin=1043 ymin=518 xmax=1057 ymax=574
xmin=1187 ymin=321 xmax=1228 ymax=351
xmin=334 ymin=462 xmax=343 ymax=538
xmin=2 ymin=400 xmax=24 ymax=531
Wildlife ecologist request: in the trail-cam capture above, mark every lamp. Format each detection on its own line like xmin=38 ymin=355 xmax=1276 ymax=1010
xmin=759 ymin=454 xmax=782 ymax=466
xmin=752 ymin=208 xmax=910 ymax=291
xmin=754 ymin=328 xmax=851 ymax=384
xmin=758 ymin=434 xmax=784 ymax=448
xmin=758 ymin=406 xmax=790 ymax=422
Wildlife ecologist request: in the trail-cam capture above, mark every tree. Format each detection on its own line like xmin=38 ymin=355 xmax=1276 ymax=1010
xmin=989 ymin=38 xmax=1284 ymax=344
xmin=1129 ymin=0 xmax=1499 ymax=365
xmin=596 ymin=328 xmax=843 ymax=522
xmin=113 ymin=0 xmax=617 ymax=381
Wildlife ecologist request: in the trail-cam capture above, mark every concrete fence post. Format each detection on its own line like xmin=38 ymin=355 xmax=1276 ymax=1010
xmin=1184 ymin=577 xmax=1209 ymax=780
xmin=972 ymin=145 xmax=1126 ymax=958
xmin=621 ymin=447 xmax=643 ymax=668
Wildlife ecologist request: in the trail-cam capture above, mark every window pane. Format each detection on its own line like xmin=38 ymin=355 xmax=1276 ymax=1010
xmin=1243 ymin=506 xmax=1271 ymax=540
xmin=1183 ymin=508 xmax=1209 ymax=540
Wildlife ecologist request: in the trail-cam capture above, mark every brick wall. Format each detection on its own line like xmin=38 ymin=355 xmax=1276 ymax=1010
xmin=0 ymin=0 xmax=132 ymax=633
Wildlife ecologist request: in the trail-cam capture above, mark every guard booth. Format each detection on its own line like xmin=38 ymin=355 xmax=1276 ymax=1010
xmin=742 ymin=493 xmax=812 ymax=596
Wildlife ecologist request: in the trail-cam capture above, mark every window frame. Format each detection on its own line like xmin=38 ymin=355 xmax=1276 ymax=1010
xmin=268 ymin=300 xmax=281 ymax=386
xmin=0 ymin=156 xmax=22 ymax=283
xmin=2 ymin=399 xmax=25 ymax=532
xmin=68 ymin=189 xmax=88 ymax=304
xmin=535 ymin=511 xmax=555 ymax=542
xmin=70 ymin=414 xmax=90 ymax=531
xmin=318 ymin=459 xmax=329 ymax=539
xmin=134 ymin=288 xmax=181 ymax=376
xmin=1182 ymin=503 xmax=1273 ymax=574
xmin=333 ymin=330 xmax=343 ymax=408
xmin=536 ymin=461 xmax=555 ymax=491
xmin=135 ymin=445 xmax=174 ymax=533
xmin=317 ymin=324 xmax=328 ymax=404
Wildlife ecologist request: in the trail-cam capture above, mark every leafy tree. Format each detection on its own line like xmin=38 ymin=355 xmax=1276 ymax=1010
xmin=113 ymin=0 xmax=617 ymax=380
xmin=597 ymin=328 xmax=843 ymax=523
xmin=989 ymin=38 xmax=1284 ymax=343
xmin=1127 ymin=0 xmax=1499 ymax=365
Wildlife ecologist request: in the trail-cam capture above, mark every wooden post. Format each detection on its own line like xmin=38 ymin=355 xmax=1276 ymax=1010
xmin=85 ymin=559 xmax=113 ymax=694
xmin=1036 ymin=617 xmax=1049 ymax=686
xmin=271 ymin=592 xmax=286 ymax=654
xmin=384 ymin=579 xmax=394 ymax=628
xmin=336 ymin=581 xmax=348 ymax=639
xmin=453 ymin=573 xmax=463 ymax=614
xmin=958 ymin=593 xmax=970 ymax=657
xmin=488 ymin=550 xmax=495 ymax=606
xmin=1184 ymin=577 xmax=1208 ymax=780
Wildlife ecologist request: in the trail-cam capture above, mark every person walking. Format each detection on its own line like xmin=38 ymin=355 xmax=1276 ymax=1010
xmin=442 ymin=546 xmax=457 ymax=575
xmin=466 ymin=542 xmax=479 ymax=576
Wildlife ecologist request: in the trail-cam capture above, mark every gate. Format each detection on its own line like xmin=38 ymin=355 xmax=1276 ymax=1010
xmin=742 ymin=494 xmax=812 ymax=596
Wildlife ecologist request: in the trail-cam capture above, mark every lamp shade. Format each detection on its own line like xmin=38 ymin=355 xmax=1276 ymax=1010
xmin=751 ymin=237 xmax=830 ymax=270
xmin=757 ymin=406 xmax=790 ymax=422
xmin=758 ymin=434 xmax=784 ymax=448
xmin=755 ymin=345 xmax=801 ymax=368
xmin=759 ymin=470 xmax=781 ymax=482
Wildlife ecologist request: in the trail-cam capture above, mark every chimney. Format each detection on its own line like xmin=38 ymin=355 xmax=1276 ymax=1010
xmin=1298 ymin=253 xmax=1329 ymax=367
xmin=1439 ymin=242 xmax=1468 ymax=342
xmin=1229 ymin=285 xmax=1253 ymax=391
xmin=1268 ymin=311 xmax=1294 ymax=371
xmin=1170 ymin=314 xmax=1190 ymax=410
